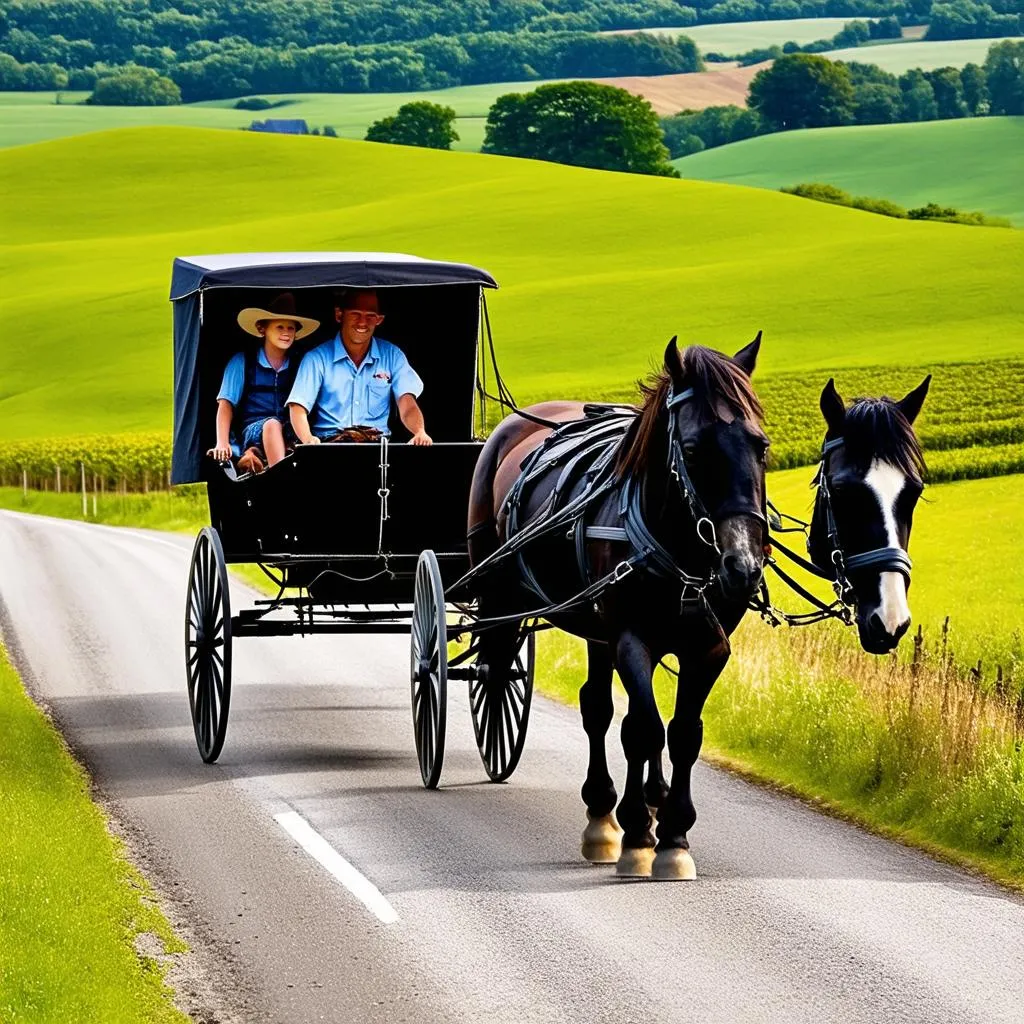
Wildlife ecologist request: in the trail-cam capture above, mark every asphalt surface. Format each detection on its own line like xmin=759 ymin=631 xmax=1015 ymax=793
xmin=1 ymin=509 xmax=1022 ymax=1024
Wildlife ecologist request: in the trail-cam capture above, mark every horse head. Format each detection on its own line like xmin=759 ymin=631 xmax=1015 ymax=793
xmin=661 ymin=333 xmax=770 ymax=602
xmin=810 ymin=376 xmax=930 ymax=654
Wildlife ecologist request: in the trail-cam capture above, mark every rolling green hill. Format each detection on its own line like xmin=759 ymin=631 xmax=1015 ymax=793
xmin=822 ymin=35 xmax=1024 ymax=71
xmin=1 ymin=126 xmax=1022 ymax=441
xmin=674 ymin=117 xmax=1024 ymax=225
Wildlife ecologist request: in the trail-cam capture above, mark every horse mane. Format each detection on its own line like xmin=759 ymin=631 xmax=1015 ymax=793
xmin=843 ymin=398 xmax=926 ymax=482
xmin=615 ymin=345 xmax=763 ymax=479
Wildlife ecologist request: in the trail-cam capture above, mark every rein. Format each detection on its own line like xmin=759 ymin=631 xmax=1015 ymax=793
xmin=755 ymin=435 xmax=913 ymax=627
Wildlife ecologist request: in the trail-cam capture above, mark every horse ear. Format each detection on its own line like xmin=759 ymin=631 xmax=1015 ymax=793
xmin=664 ymin=336 xmax=684 ymax=385
xmin=896 ymin=374 xmax=931 ymax=425
xmin=820 ymin=378 xmax=846 ymax=434
xmin=732 ymin=330 xmax=761 ymax=377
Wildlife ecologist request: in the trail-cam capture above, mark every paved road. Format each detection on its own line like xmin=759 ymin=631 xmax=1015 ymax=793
xmin=2 ymin=509 xmax=1022 ymax=1024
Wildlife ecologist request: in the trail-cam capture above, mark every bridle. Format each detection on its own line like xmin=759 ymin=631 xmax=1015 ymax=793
xmin=620 ymin=385 xmax=769 ymax=607
xmin=756 ymin=435 xmax=914 ymax=627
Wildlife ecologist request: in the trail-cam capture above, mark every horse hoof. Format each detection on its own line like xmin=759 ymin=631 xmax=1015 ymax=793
xmin=652 ymin=848 xmax=697 ymax=881
xmin=581 ymin=813 xmax=623 ymax=864
xmin=615 ymin=846 xmax=655 ymax=878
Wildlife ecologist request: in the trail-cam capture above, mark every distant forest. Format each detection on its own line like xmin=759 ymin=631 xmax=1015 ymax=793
xmin=1 ymin=0 xmax=1022 ymax=98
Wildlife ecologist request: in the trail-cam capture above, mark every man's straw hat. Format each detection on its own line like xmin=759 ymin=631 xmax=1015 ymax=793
xmin=237 ymin=292 xmax=320 ymax=340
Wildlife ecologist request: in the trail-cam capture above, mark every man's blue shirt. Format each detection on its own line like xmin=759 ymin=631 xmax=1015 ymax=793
xmin=286 ymin=334 xmax=422 ymax=435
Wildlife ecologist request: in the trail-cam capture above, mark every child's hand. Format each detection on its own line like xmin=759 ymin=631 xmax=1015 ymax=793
xmin=302 ymin=436 xmax=321 ymax=445
xmin=207 ymin=445 xmax=232 ymax=462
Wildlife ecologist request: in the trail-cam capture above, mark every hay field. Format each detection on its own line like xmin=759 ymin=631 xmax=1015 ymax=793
xmin=675 ymin=117 xmax=1024 ymax=225
xmin=822 ymin=35 xmax=1024 ymax=71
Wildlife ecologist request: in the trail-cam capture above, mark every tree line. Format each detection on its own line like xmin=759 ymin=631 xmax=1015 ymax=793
xmin=662 ymin=41 xmax=1024 ymax=158
xmin=0 ymin=0 xmax=919 ymax=57
xmin=0 ymin=30 xmax=701 ymax=98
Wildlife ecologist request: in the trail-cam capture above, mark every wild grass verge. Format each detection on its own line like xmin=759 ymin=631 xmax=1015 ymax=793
xmin=0 ymin=645 xmax=189 ymax=1022
xmin=535 ymin=619 xmax=1024 ymax=888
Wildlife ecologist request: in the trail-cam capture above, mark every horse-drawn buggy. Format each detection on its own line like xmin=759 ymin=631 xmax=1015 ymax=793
xmin=172 ymin=252 xmax=537 ymax=784
xmin=173 ymin=250 xmax=929 ymax=879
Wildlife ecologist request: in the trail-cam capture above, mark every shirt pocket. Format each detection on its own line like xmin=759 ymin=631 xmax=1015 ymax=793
xmin=367 ymin=379 xmax=391 ymax=420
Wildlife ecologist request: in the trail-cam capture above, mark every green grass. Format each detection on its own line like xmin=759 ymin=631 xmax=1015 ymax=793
xmin=1 ymin=126 xmax=1022 ymax=441
xmin=0 ymin=81 xmax=551 ymax=150
xmin=0 ymin=485 xmax=209 ymax=532
xmin=606 ymin=18 xmax=857 ymax=50
xmin=675 ymin=117 xmax=1024 ymax=225
xmin=0 ymin=645 xmax=189 ymax=1021
xmin=823 ymin=35 xmax=1024 ymax=71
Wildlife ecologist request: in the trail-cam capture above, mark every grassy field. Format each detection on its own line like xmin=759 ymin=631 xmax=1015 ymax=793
xmin=674 ymin=117 xmax=1024 ymax=225
xmin=605 ymin=18 xmax=856 ymax=49
xmin=0 ymin=82 xmax=545 ymax=150
xmin=822 ymin=35 xmax=1024 ymax=71
xmin=0 ymin=645 xmax=189 ymax=1021
xmin=1 ymin=126 xmax=1022 ymax=442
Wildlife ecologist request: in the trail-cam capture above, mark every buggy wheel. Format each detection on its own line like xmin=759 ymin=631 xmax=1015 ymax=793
xmin=185 ymin=527 xmax=232 ymax=764
xmin=411 ymin=549 xmax=447 ymax=789
xmin=471 ymin=630 xmax=535 ymax=782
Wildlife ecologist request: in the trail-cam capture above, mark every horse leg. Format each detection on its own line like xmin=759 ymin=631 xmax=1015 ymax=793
xmin=645 ymin=753 xmax=670 ymax=812
xmin=652 ymin=624 xmax=731 ymax=881
xmin=613 ymin=631 xmax=664 ymax=878
xmin=579 ymin=641 xmax=621 ymax=864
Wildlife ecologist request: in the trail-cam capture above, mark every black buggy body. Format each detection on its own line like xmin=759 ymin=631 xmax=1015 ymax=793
xmin=173 ymin=252 xmax=533 ymax=782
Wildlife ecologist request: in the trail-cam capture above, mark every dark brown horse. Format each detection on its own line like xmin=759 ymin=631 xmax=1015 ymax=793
xmin=466 ymin=337 xmax=769 ymax=879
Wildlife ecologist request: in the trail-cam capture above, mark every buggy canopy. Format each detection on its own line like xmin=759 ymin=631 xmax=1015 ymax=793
xmin=171 ymin=252 xmax=497 ymax=484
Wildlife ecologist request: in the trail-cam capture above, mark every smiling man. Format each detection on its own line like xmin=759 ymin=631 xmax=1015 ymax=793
xmin=287 ymin=288 xmax=433 ymax=446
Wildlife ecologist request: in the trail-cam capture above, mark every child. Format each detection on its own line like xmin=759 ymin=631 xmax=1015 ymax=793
xmin=208 ymin=292 xmax=320 ymax=473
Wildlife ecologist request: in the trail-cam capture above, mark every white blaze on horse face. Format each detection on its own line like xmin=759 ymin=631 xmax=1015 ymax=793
xmin=864 ymin=459 xmax=911 ymax=633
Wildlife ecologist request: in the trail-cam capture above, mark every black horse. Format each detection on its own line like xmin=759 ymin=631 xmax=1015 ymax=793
xmin=467 ymin=337 xmax=769 ymax=879
xmin=806 ymin=376 xmax=931 ymax=654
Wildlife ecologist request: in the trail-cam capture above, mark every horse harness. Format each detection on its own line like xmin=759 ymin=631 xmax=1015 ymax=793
xmin=458 ymin=387 xmax=761 ymax=630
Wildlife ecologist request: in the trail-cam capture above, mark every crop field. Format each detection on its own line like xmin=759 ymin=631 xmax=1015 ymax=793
xmin=822 ymin=36 xmax=1024 ymax=71
xmin=1 ymin=126 xmax=1022 ymax=447
xmin=674 ymin=117 xmax=1024 ymax=226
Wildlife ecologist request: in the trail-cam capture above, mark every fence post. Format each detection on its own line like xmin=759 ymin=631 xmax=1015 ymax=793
xmin=56 ymin=464 xmax=61 ymax=493
xmin=81 ymin=461 xmax=87 ymax=517
xmin=22 ymin=468 xmax=27 ymax=498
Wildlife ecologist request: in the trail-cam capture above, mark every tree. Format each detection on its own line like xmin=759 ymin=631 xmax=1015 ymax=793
xmin=483 ymin=81 xmax=678 ymax=177
xmin=984 ymin=39 xmax=1024 ymax=115
xmin=748 ymin=54 xmax=855 ymax=130
xmin=925 ymin=66 xmax=968 ymax=118
xmin=87 ymin=65 xmax=180 ymax=105
xmin=854 ymin=82 xmax=902 ymax=123
xmin=899 ymin=69 xmax=939 ymax=120
xmin=365 ymin=101 xmax=459 ymax=149
xmin=960 ymin=62 xmax=988 ymax=114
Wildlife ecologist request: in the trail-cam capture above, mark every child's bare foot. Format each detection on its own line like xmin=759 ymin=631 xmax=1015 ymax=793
xmin=237 ymin=447 xmax=265 ymax=475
